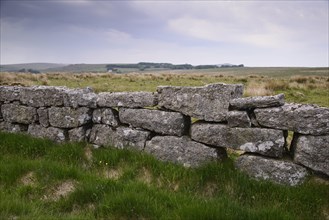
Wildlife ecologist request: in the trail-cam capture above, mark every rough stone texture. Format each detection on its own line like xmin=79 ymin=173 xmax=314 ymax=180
xmin=28 ymin=124 xmax=67 ymax=142
xmin=1 ymin=103 xmax=37 ymax=124
xmin=0 ymin=86 xmax=21 ymax=102
xmin=37 ymin=108 xmax=49 ymax=127
xmin=68 ymin=126 xmax=87 ymax=142
xmin=145 ymin=136 xmax=218 ymax=167
xmin=92 ymin=108 xmax=119 ymax=127
xmin=230 ymin=94 xmax=285 ymax=110
xmin=157 ymin=83 xmax=244 ymax=122
xmin=98 ymin=92 xmax=157 ymax=108
xmin=64 ymin=88 xmax=98 ymax=108
xmin=48 ymin=107 xmax=92 ymax=128
xmin=227 ymin=111 xmax=251 ymax=128
xmin=119 ymin=108 xmax=189 ymax=136
xmin=0 ymin=122 xmax=28 ymax=133
xmin=89 ymin=124 xmax=115 ymax=146
xmin=292 ymin=134 xmax=329 ymax=176
xmin=254 ymin=103 xmax=329 ymax=135
xmin=20 ymin=86 xmax=67 ymax=107
xmin=113 ymin=127 xmax=151 ymax=151
xmin=191 ymin=123 xmax=285 ymax=158
xmin=235 ymin=154 xmax=309 ymax=186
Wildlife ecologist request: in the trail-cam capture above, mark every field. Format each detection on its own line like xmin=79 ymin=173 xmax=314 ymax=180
xmin=0 ymin=67 xmax=329 ymax=219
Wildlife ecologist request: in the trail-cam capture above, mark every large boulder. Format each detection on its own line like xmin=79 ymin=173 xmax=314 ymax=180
xmin=235 ymin=154 xmax=309 ymax=186
xmin=63 ymin=88 xmax=98 ymax=108
xmin=1 ymin=103 xmax=37 ymax=124
xmin=254 ymin=104 xmax=329 ymax=135
xmin=0 ymin=122 xmax=28 ymax=133
xmin=20 ymin=86 xmax=67 ymax=107
xmin=291 ymin=134 xmax=329 ymax=176
xmin=119 ymin=108 xmax=189 ymax=136
xmin=48 ymin=107 xmax=92 ymax=128
xmin=92 ymin=108 xmax=119 ymax=127
xmin=157 ymin=83 xmax=243 ymax=122
xmin=28 ymin=124 xmax=67 ymax=142
xmin=89 ymin=124 xmax=115 ymax=146
xmin=0 ymin=86 xmax=21 ymax=102
xmin=112 ymin=127 xmax=151 ymax=151
xmin=97 ymin=92 xmax=157 ymax=108
xmin=230 ymin=94 xmax=285 ymax=110
xmin=191 ymin=123 xmax=285 ymax=158
xmin=145 ymin=136 xmax=219 ymax=167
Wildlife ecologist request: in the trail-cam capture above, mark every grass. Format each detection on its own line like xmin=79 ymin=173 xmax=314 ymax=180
xmin=0 ymin=67 xmax=328 ymax=106
xmin=0 ymin=132 xmax=329 ymax=219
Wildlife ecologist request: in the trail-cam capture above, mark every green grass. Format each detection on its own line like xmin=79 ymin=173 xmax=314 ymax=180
xmin=1 ymin=132 xmax=328 ymax=219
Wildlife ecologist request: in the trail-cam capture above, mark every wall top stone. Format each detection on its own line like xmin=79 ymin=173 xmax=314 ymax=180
xmin=157 ymin=83 xmax=244 ymax=122
xmin=230 ymin=93 xmax=285 ymax=110
xmin=97 ymin=92 xmax=157 ymax=108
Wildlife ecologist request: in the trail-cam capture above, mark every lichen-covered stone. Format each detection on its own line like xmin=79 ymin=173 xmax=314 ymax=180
xmin=0 ymin=86 xmax=21 ymax=102
xmin=191 ymin=123 xmax=285 ymax=158
xmin=97 ymin=92 xmax=157 ymax=108
xmin=0 ymin=122 xmax=28 ymax=133
xmin=68 ymin=126 xmax=88 ymax=142
xmin=227 ymin=111 xmax=251 ymax=128
xmin=1 ymin=103 xmax=37 ymax=124
xmin=113 ymin=127 xmax=151 ymax=151
xmin=64 ymin=88 xmax=97 ymax=108
xmin=235 ymin=154 xmax=309 ymax=186
xmin=145 ymin=136 xmax=218 ymax=167
xmin=48 ymin=107 xmax=92 ymax=128
xmin=292 ymin=134 xmax=329 ymax=176
xmin=157 ymin=83 xmax=243 ymax=122
xmin=27 ymin=124 xmax=67 ymax=142
xmin=20 ymin=86 xmax=67 ymax=107
xmin=230 ymin=94 xmax=285 ymax=110
xmin=89 ymin=124 xmax=115 ymax=146
xmin=37 ymin=108 xmax=49 ymax=127
xmin=254 ymin=103 xmax=329 ymax=135
xmin=92 ymin=108 xmax=119 ymax=127
xmin=119 ymin=108 xmax=189 ymax=136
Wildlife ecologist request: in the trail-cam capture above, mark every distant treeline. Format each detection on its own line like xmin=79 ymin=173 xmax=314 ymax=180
xmin=106 ymin=62 xmax=244 ymax=72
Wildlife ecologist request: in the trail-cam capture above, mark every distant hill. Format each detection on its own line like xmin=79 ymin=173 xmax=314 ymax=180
xmin=44 ymin=64 xmax=108 ymax=72
xmin=0 ymin=63 xmax=68 ymax=72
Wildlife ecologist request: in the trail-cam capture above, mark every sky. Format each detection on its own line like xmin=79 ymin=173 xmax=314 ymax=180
xmin=0 ymin=0 xmax=328 ymax=67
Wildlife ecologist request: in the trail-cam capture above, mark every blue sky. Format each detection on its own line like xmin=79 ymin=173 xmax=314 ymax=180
xmin=1 ymin=0 xmax=328 ymax=66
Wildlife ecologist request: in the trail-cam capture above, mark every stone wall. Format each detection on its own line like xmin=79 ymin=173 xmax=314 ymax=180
xmin=1 ymin=84 xmax=328 ymax=186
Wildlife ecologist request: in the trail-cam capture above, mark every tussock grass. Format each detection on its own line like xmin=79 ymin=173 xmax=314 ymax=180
xmin=0 ymin=132 xmax=329 ymax=219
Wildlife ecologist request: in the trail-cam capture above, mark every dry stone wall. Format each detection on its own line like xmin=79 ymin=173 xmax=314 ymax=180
xmin=1 ymin=84 xmax=328 ymax=186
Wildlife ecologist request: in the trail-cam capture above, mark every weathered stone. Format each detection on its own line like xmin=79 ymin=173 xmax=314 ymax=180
xmin=27 ymin=124 xmax=67 ymax=142
xmin=227 ymin=111 xmax=251 ymax=128
xmin=119 ymin=108 xmax=189 ymax=136
xmin=68 ymin=126 xmax=87 ymax=142
xmin=292 ymin=134 xmax=329 ymax=176
xmin=0 ymin=86 xmax=21 ymax=102
xmin=89 ymin=124 xmax=116 ymax=146
xmin=0 ymin=122 xmax=28 ymax=133
xmin=48 ymin=107 xmax=92 ymax=128
xmin=1 ymin=103 xmax=37 ymax=124
xmin=191 ymin=123 xmax=285 ymax=157
xmin=113 ymin=127 xmax=151 ymax=151
xmin=20 ymin=86 xmax=67 ymax=107
xmin=235 ymin=154 xmax=309 ymax=186
xmin=92 ymin=108 xmax=119 ymax=127
xmin=254 ymin=103 xmax=329 ymax=135
xmin=145 ymin=136 xmax=218 ymax=167
xmin=157 ymin=83 xmax=243 ymax=122
xmin=37 ymin=108 xmax=49 ymax=127
xmin=64 ymin=88 xmax=97 ymax=108
xmin=97 ymin=92 xmax=157 ymax=108
xmin=230 ymin=94 xmax=285 ymax=110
